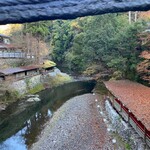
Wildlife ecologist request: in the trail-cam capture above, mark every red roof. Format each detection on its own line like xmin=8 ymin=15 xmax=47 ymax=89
xmin=0 ymin=65 xmax=39 ymax=75
xmin=104 ymin=80 xmax=150 ymax=131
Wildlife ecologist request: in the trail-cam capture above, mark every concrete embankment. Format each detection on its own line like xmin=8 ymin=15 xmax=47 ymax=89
xmin=10 ymin=68 xmax=72 ymax=95
xmin=31 ymin=94 xmax=113 ymax=150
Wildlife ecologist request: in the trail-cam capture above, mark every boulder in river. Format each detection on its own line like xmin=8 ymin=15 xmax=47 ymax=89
xmin=27 ymin=97 xmax=41 ymax=102
xmin=27 ymin=94 xmax=40 ymax=98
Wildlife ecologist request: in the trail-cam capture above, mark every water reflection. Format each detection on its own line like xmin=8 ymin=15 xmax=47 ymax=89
xmin=1 ymin=128 xmax=27 ymax=150
xmin=0 ymin=108 xmax=53 ymax=150
xmin=0 ymin=80 xmax=96 ymax=150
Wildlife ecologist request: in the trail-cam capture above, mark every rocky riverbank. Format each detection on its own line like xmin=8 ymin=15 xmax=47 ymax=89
xmin=10 ymin=68 xmax=72 ymax=95
xmin=31 ymin=94 xmax=113 ymax=150
xmin=0 ymin=68 xmax=72 ymax=111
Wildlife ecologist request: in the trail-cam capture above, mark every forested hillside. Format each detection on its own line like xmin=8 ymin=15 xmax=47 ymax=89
xmin=49 ymin=13 xmax=146 ymax=81
xmin=1 ymin=12 xmax=150 ymax=85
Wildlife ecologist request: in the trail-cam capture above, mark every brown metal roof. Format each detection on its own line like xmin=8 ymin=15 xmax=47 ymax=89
xmin=0 ymin=65 xmax=39 ymax=75
xmin=21 ymin=65 xmax=40 ymax=70
xmin=104 ymin=80 xmax=150 ymax=131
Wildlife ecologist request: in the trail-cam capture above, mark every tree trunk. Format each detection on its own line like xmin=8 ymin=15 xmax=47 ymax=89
xmin=134 ymin=11 xmax=138 ymax=22
xmin=128 ymin=11 xmax=132 ymax=24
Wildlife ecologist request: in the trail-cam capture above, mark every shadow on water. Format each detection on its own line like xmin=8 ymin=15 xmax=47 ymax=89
xmin=0 ymin=80 xmax=96 ymax=150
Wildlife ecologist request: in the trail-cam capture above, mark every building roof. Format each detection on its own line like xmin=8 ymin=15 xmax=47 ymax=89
xmin=0 ymin=34 xmax=10 ymax=38
xmin=42 ymin=60 xmax=56 ymax=69
xmin=0 ymin=65 xmax=39 ymax=75
xmin=104 ymin=80 xmax=150 ymax=131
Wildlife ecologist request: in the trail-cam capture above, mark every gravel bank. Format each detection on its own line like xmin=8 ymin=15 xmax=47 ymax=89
xmin=31 ymin=94 xmax=112 ymax=150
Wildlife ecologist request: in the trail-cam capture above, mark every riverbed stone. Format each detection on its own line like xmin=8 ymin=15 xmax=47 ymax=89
xmin=0 ymin=104 xmax=6 ymax=111
xmin=27 ymin=97 xmax=41 ymax=102
xmin=31 ymin=94 xmax=113 ymax=150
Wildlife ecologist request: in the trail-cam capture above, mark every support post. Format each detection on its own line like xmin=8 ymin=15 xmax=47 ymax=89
xmin=119 ymin=103 xmax=122 ymax=112
xmin=128 ymin=112 xmax=130 ymax=123
xmin=144 ymin=127 xmax=147 ymax=149
xmin=144 ymin=127 xmax=147 ymax=143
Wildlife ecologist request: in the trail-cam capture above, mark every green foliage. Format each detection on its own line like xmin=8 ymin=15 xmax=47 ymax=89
xmin=22 ymin=13 xmax=145 ymax=80
xmin=47 ymin=74 xmax=72 ymax=88
xmin=23 ymin=21 xmax=51 ymax=40
xmin=83 ymin=64 xmax=105 ymax=76
xmin=50 ymin=20 xmax=73 ymax=64
xmin=111 ymin=71 xmax=124 ymax=80
xmin=50 ymin=13 xmax=144 ymax=79
xmin=1 ymin=90 xmax=20 ymax=102
xmin=28 ymin=84 xmax=45 ymax=94
xmin=125 ymin=143 xmax=131 ymax=150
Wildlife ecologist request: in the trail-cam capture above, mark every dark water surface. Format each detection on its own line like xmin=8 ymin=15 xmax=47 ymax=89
xmin=0 ymin=80 xmax=96 ymax=150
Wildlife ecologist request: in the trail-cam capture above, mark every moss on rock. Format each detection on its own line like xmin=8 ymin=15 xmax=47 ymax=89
xmin=47 ymin=74 xmax=72 ymax=88
xmin=28 ymin=84 xmax=45 ymax=94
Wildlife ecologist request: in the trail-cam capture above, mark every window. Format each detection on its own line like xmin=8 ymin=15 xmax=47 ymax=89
xmin=4 ymin=38 xmax=10 ymax=44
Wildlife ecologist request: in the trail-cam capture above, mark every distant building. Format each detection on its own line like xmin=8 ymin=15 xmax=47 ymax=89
xmin=0 ymin=61 xmax=56 ymax=82
xmin=0 ymin=34 xmax=25 ymax=58
xmin=0 ymin=34 xmax=11 ymax=44
xmin=0 ymin=65 xmax=40 ymax=81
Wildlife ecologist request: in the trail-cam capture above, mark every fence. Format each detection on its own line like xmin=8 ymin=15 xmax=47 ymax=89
xmin=0 ymin=51 xmax=25 ymax=58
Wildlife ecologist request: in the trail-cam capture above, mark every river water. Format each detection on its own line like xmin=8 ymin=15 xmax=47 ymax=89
xmin=0 ymin=80 xmax=96 ymax=150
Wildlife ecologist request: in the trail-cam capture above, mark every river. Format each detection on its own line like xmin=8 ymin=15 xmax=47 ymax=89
xmin=0 ymin=80 xmax=96 ymax=150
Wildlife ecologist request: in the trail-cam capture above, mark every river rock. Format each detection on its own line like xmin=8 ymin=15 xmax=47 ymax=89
xmin=0 ymin=104 xmax=6 ymax=111
xmin=27 ymin=97 xmax=41 ymax=102
xmin=27 ymin=94 xmax=40 ymax=98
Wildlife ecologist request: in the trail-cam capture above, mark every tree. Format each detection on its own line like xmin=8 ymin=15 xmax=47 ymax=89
xmin=50 ymin=13 xmax=144 ymax=78
xmin=23 ymin=21 xmax=51 ymax=63
xmin=50 ymin=20 xmax=73 ymax=65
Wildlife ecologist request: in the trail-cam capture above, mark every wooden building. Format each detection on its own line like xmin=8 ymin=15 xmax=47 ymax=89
xmin=41 ymin=60 xmax=56 ymax=74
xmin=0 ymin=66 xmax=40 ymax=82
xmin=0 ymin=34 xmax=24 ymax=58
xmin=0 ymin=34 xmax=10 ymax=44
xmin=0 ymin=61 xmax=57 ymax=82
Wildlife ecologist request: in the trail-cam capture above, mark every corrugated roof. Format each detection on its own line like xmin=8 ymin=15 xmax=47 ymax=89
xmin=21 ymin=65 xmax=40 ymax=70
xmin=104 ymin=80 xmax=150 ymax=131
xmin=0 ymin=65 xmax=39 ymax=75
xmin=42 ymin=60 xmax=56 ymax=68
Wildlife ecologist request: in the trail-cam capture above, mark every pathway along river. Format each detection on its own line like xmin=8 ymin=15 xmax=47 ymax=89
xmin=0 ymin=80 xmax=96 ymax=150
